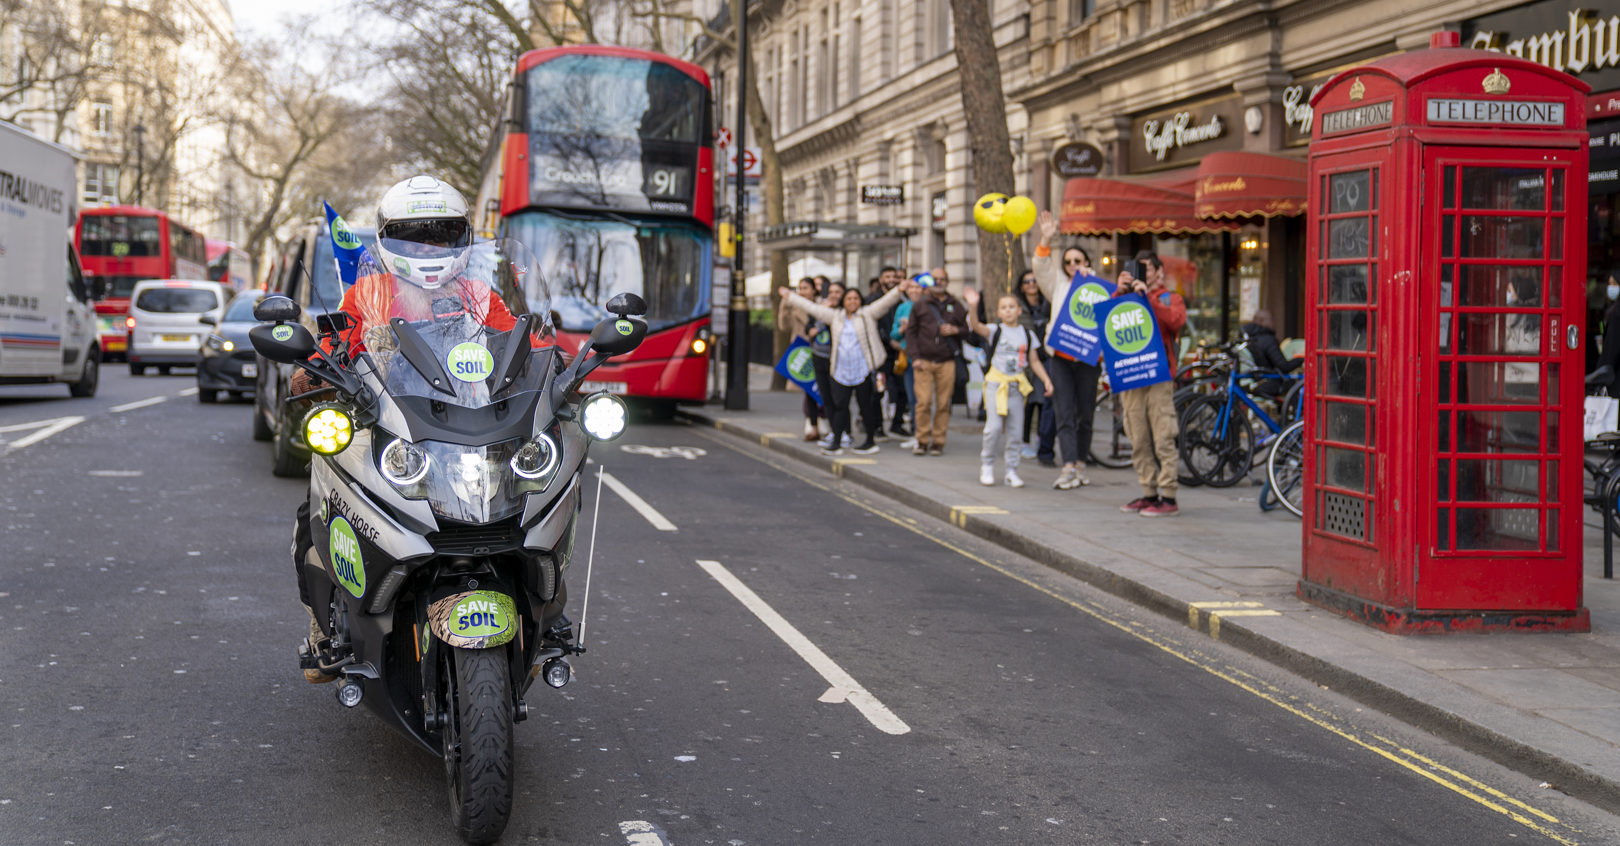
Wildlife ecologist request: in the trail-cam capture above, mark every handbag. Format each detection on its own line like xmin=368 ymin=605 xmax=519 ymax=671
xmin=893 ymin=348 xmax=908 ymax=375
xmin=1585 ymin=393 xmax=1619 ymax=441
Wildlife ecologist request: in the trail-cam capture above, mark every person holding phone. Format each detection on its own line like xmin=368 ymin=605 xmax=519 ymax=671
xmin=1113 ymin=250 xmax=1187 ymax=517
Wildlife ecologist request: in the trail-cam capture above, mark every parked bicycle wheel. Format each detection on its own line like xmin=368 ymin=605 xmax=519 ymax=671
xmin=1088 ymin=382 xmax=1133 ymax=469
xmin=1266 ymin=420 xmax=1305 ymax=517
xmin=1173 ymin=386 xmax=1204 ymax=487
xmin=1179 ymin=395 xmax=1255 ymax=487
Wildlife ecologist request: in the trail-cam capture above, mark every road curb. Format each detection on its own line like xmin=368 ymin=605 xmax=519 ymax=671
xmin=681 ymin=406 xmax=1620 ymax=815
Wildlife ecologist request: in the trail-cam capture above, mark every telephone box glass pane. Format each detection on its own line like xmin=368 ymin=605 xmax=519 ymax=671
xmin=1547 ymin=460 xmax=1560 ymax=503
xmin=1438 ymin=508 xmax=1451 ymax=550
xmin=1550 ymin=170 xmax=1565 ymax=211
xmin=1324 ymin=403 xmax=1366 ymax=443
xmin=1548 ymin=508 xmax=1560 ymax=552
xmin=1460 ymin=167 xmax=1545 ymax=210
xmin=1328 ymin=217 xmax=1371 ymax=258
xmin=1325 ymin=311 xmax=1371 ymax=350
xmin=1443 ymin=166 xmax=1456 ymax=209
xmin=1548 ymin=265 xmax=1562 ymax=308
xmin=1324 ymin=446 xmax=1366 ymax=491
xmin=1456 ymin=313 xmax=1541 ymax=357
xmin=1324 ymin=356 xmax=1369 ymax=397
xmin=1453 ymin=360 xmax=1540 ymax=405
xmin=1329 ymin=171 xmax=1370 ymax=213
xmin=1460 ymin=217 xmax=1544 ymax=259
xmin=1328 ymin=264 xmax=1370 ymax=303
xmin=1455 ymin=459 xmax=1540 ymax=502
xmin=1457 ymin=409 xmax=1541 ymax=453
xmin=1458 ymin=266 xmax=1541 ymax=307
xmin=1455 ymin=508 xmax=1540 ymax=550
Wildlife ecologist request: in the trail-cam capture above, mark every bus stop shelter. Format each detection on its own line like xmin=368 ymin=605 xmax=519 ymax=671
xmin=752 ymin=221 xmax=919 ymax=297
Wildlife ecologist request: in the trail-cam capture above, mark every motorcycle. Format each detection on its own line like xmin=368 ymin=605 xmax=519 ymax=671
xmin=249 ymin=238 xmax=645 ymax=844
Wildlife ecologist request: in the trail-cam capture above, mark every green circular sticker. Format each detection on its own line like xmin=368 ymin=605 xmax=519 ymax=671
xmin=615 ymin=319 xmax=633 ymax=336
xmin=447 ymin=342 xmax=493 ymax=382
xmin=786 ymin=346 xmax=815 ymax=381
xmin=329 ymin=517 xmax=366 ymax=598
xmin=332 ymin=217 xmax=361 ymax=249
xmin=450 ymin=592 xmax=513 ymax=640
xmin=272 ymin=325 xmax=294 ymax=342
xmin=1106 ymin=302 xmax=1153 ymax=355
xmin=1068 ymin=282 xmax=1111 ymax=331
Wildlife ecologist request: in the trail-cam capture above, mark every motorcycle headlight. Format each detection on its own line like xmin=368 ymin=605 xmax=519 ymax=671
xmin=581 ymin=391 xmax=628 ymax=441
xmin=379 ymin=437 xmax=429 ymax=485
xmin=510 ymin=434 xmax=559 ymax=480
xmin=302 ymin=404 xmax=353 ymax=456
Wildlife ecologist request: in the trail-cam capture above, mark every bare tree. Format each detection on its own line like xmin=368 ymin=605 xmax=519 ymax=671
xmin=949 ymin=0 xmax=1022 ymax=304
xmin=0 ymin=0 xmax=116 ymax=142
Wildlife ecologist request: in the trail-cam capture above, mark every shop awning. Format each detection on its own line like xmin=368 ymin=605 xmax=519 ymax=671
xmin=1060 ymin=170 xmax=1239 ymax=235
xmin=1192 ymin=152 xmax=1307 ymax=219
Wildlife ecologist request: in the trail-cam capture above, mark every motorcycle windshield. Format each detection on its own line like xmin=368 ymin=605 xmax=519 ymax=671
xmin=349 ymin=238 xmax=553 ymax=409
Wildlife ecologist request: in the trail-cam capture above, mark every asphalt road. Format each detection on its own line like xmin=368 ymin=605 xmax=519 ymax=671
xmin=3 ymin=368 xmax=1619 ymax=845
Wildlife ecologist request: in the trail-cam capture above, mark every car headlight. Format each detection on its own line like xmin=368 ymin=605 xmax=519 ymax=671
xmin=581 ymin=391 xmax=628 ymax=441
xmin=302 ymin=404 xmax=353 ymax=456
xmin=205 ymin=334 xmax=233 ymax=352
xmin=379 ymin=437 xmax=429 ymax=485
xmin=510 ymin=434 xmax=559 ymax=480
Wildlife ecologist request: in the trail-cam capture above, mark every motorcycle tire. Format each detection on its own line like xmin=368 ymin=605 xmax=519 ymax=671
xmin=444 ymin=646 xmax=514 ymax=846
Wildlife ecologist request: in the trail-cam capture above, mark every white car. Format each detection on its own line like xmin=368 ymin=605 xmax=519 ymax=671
xmin=127 ymin=279 xmax=228 ymax=376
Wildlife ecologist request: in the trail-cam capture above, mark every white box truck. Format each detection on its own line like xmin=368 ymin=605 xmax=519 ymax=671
xmin=0 ymin=121 xmax=98 ymax=396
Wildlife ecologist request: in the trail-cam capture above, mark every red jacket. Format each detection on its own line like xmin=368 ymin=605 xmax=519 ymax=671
xmin=321 ymin=269 xmax=521 ymax=356
xmin=1114 ymin=284 xmax=1187 ymax=362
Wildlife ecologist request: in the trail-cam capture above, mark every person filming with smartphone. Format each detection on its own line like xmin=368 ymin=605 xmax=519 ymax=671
xmin=1113 ymin=250 xmax=1187 ymax=518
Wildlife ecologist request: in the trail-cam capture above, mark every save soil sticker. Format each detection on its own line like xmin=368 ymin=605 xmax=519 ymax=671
xmin=272 ymin=325 xmax=294 ymax=342
xmin=329 ymin=516 xmax=366 ymax=598
xmin=615 ymin=319 xmax=633 ymax=335
xmin=446 ymin=342 xmax=493 ymax=382
xmin=427 ymin=590 xmax=518 ymax=648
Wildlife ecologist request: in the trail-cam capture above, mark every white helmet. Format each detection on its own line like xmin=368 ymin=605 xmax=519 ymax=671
xmin=375 ymin=175 xmax=473 ymax=289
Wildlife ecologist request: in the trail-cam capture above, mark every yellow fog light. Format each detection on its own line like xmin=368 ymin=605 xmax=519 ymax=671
xmin=303 ymin=403 xmax=354 ymax=456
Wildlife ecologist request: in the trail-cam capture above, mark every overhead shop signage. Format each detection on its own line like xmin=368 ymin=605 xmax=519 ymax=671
xmin=1320 ymin=101 xmax=1395 ymax=135
xmin=1128 ymin=94 xmax=1243 ymax=172
xmin=1283 ymin=69 xmax=1344 ymax=146
xmin=1426 ymin=97 xmax=1568 ymax=126
xmin=1051 ymin=141 xmax=1105 ymax=178
xmin=1462 ymin=2 xmax=1620 ymax=94
xmin=1590 ymin=119 xmax=1620 ymax=194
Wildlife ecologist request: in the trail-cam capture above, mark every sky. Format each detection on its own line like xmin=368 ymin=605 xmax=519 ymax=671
xmin=228 ymin=0 xmax=337 ymax=41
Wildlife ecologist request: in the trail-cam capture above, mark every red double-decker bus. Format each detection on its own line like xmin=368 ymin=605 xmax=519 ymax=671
xmin=75 ymin=206 xmax=207 ymax=358
xmin=481 ymin=45 xmax=715 ymax=408
xmin=206 ymin=239 xmax=253 ymax=291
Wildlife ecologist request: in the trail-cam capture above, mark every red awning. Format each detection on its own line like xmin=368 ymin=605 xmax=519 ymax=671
xmin=1059 ymin=170 xmax=1240 ymax=235
xmin=1192 ymin=152 xmax=1308 ymax=219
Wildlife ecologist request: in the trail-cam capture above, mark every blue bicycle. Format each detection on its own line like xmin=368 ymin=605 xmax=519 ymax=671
xmin=1178 ymin=364 xmax=1304 ymax=488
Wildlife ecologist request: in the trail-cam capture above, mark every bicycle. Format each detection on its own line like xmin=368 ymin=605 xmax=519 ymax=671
xmin=1088 ymin=374 xmax=1133 ymax=469
xmin=1264 ymin=419 xmax=1306 ymax=517
xmin=1178 ymin=366 xmax=1304 ymax=488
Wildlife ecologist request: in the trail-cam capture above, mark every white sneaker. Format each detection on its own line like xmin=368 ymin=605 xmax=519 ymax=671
xmin=1004 ymin=469 xmax=1025 ymax=488
xmin=1020 ymin=444 xmax=1037 ymax=459
xmin=818 ymin=434 xmax=836 ymax=448
xmin=900 ymin=438 xmax=918 ymax=450
xmin=979 ymin=464 xmax=995 ymax=486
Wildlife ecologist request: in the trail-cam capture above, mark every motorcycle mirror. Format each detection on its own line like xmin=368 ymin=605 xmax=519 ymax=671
xmin=588 ymin=316 xmax=647 ymax=357
xmin=254 ymin=295 xmax=300 ymax=323
xmin=249 ymin=320 xmax=317 ymax=364
xmin=605 ymin=292 xmax=646 ymax=317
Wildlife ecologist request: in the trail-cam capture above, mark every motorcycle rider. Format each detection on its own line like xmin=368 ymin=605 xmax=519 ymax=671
xmin=290 ymin=175 xmax=562 ymax=683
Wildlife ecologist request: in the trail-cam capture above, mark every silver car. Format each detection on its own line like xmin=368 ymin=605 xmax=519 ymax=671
xmin=127 ymin=279 xmax=228 ymax=376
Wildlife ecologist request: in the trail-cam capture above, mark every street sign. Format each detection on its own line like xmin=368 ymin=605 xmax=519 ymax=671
xmin=716 ymin=127 xmax=733 ymax=148
xmin=861 ymin=185 xmax=904 ymax=205
xmin=725 ymin=146 xmax=762 ymax=180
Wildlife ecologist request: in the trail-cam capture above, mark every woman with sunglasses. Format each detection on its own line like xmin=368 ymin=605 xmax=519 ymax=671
xmin=1030 ymin=210 xmax=1100 ymax=490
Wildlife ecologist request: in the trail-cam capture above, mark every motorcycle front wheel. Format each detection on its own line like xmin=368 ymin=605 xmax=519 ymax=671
xmin=443 ymin=646 xmax=514 ymax=845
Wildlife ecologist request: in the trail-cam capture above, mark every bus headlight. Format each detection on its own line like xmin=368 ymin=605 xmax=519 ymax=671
xmin=581 ymin=392 xmax=628 ymax=441
xmin=379 ymin=437 xmax=429 ymax=485
xmin=510 ymin=434 xmax=559 ymax=480
xmin=302 ymin=404 xmax=353 ymax=456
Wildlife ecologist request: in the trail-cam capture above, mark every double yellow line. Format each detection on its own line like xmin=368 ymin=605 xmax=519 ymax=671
xmin=703 ymin=429 xmax=1585 ymax=845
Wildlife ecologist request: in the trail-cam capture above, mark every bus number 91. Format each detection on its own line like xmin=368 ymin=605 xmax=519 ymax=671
xmin=649 ymin=169 xmax=682 ymax=196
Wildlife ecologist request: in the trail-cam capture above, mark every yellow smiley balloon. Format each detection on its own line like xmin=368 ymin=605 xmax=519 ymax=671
xmin=973 ymin=193 xmax=1008 ymax=234
xmin=1002 ymin=196 xmax=1037 ymax=235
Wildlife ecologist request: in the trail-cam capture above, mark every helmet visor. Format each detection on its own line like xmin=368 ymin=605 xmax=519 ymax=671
xmin=380 ymin=218 xmax=470 ymax=250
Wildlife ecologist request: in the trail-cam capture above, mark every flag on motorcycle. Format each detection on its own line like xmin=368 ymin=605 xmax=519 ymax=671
xmin=323 ymin=201 xmax=368 ymax=288
xmin=774 ymin=336 xmax=822 ymax=405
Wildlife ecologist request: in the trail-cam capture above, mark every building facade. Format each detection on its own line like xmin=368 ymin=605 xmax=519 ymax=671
xmin=705 ymin=0 xmax=1610 ymax=346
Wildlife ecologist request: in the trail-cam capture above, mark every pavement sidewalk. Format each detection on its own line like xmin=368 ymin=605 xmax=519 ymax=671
xmin=682 ymin=366 xmax=1620 ymax=812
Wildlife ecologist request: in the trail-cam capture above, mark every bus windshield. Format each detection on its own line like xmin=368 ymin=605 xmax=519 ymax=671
xmin=503 ymin=211 xmax=708 ymax=333
xmin=80 ymin=215 xmax=162 ymax=257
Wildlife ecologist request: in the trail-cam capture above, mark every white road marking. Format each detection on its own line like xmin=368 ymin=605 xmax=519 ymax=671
xmin=110 ymin=396 xmax=167 ymax=413
xmin=177 ymin=387 xmax=198 ymax=396
xmin=3 ymin=416 xmax=84 ymax=451
xmin=600 ymin=471 xmax=677 ymax=532
xmin=88 ymin=470 xmax=143 ymax=477
xmin=697 ymin=559 xmax=910 ymax=735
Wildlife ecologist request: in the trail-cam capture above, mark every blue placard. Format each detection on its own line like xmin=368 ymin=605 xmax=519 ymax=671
xmin=1094 ymin=292 xmax=1173 ymax=391
xmin=774 ymin=336 xmax=823 ymax=405
xmin=1045 ymin=272 xmax=1112 ymax=365
xmin=323 ymin=201 xmax=368 ymax=288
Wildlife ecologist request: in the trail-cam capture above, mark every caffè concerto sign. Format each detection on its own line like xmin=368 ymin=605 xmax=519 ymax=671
xmin=1128 ymin=95 xmax=1244 ymax=172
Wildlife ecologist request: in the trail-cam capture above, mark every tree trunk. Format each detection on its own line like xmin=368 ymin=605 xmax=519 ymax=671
xmin=948 ymin=0 xmax=1023 ymax=305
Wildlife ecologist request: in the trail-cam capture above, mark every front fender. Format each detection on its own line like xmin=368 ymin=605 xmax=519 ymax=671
xmin=427 ymin=590 xmax=518 ymax=648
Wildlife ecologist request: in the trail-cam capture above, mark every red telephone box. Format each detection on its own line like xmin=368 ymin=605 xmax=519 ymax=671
xmin=1299 ymin=33 xmax=1591 ymax=633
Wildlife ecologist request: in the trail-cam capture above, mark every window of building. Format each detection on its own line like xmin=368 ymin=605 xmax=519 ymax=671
xmin=848 ymin=17 xmax=861 ymax=100
xmin=927 ymin=0 xmax=953 ymax=58
xmin=91 ymin=102 xmax=113 ymax=136
xmin=82 ymin=164 xmax=119 ymax=205
xmin=819 ymin=20 xmax=831 ymax=115
xmin=1070 ymin=0 xmax=1095 ymax=26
